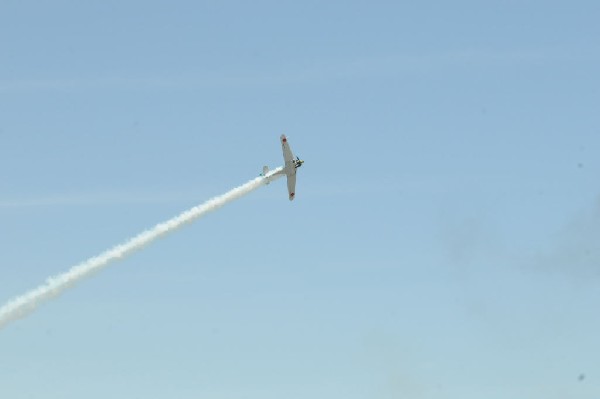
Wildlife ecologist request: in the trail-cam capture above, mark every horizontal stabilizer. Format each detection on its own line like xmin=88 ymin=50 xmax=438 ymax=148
xmin=261 ymin=165 xmax=270 ymax=184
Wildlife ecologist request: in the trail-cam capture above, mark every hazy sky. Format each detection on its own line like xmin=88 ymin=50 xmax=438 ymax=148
xmin=1 ymin=1 xmax=599 ymax=398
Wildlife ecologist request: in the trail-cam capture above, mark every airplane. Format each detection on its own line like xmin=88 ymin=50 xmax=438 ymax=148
xmin=261 ymin=134 xmax=304 ymax=200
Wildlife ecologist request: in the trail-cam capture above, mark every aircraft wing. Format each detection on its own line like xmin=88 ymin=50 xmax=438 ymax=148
xmin=280 ymin=134 xmax=295 ymax=168
xmin=287 ymin=173 xmax=297 ymax=201
xmin=280 ymin=134 xmax=298 ymax=200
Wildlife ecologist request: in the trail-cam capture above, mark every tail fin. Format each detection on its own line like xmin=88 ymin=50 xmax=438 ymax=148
xmin=261 ymin=166 xmax=270 ymax=184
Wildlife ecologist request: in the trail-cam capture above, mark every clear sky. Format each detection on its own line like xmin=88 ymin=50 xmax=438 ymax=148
xmin=1 ymin=1 xmax=599 ymax=398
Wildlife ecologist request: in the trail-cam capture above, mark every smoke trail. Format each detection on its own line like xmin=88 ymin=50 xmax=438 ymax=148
xmin=0 ymin=169 xmax=283 ymax=330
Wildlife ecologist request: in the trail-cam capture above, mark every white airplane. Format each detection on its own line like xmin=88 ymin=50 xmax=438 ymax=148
xmin=261 ymin=135 xmax=304 ymax=200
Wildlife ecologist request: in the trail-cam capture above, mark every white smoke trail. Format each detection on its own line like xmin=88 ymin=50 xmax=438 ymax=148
xmin=0 ymin=168 xmax=283 ymax=330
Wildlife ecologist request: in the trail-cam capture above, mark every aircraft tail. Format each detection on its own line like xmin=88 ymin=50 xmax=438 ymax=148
xmin=261 ymin=166 xmax=270 ymax=184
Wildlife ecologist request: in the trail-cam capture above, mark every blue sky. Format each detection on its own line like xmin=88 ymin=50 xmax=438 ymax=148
xmin=1 ymin=1 xmax=599 ymax=397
